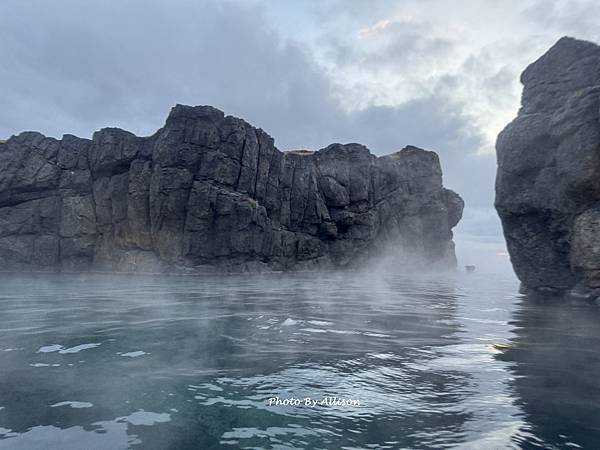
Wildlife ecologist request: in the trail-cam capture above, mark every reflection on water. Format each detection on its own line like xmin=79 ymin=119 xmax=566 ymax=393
xmin=0 ymin=270 xmax=597 ymax=449
xmin=499 ymin=295 xmax=600 ymax=450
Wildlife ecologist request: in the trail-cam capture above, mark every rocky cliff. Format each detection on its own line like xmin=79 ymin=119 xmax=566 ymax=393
xmin=496 ymin=37 xmax=600 ymax=295
xmin=0 ymin=105 xmax=463 ymax=274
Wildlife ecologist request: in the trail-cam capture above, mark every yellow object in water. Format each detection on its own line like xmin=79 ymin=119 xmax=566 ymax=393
xmin=487 ymin=343 xmax=513 ymax=350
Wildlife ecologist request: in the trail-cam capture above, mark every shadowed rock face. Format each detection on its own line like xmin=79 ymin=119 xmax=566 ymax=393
xmin=0 ymin=105 xmax=463 ymax=273
xmin=496 ymin=37 xmax=600 ymax=294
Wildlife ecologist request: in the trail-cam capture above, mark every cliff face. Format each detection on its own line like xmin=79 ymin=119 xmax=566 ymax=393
xmin=496 ymin=37 xmax=600 ymax=294
xmin=0 ymin=105 xmax=463 ymax=274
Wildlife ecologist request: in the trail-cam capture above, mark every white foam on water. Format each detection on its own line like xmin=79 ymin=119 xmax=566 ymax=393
xmin=37 ymin=344 xmax=62 ymax=353
xmin=50 ymin=401 xmax=94 ymax=409
xmin=282 ymin=318 xmax=300 ymax=326
xmin=59 ymin=343 xmax=102 ymax=354
xmin=120 ymin=351 xmax=147 ymax=358
xmin=195 ymin=383 xmax=223 ymax=392
xmin=363 ymin=332 xmax=392 ymax=338
xmin=36 ymin=343 xmax=101 ymax=354
xmin=0 ymin=423 xmax=130 ymax=449
xmin=119 ymin=410 xmax=171 ymax=426
xmin=299 ymin=328 xmax=327 ymax=333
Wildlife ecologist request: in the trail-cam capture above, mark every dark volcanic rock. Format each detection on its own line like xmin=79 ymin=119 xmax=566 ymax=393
xmin=496 ymin=37 xmax=600 ymax=294
xmin=0 ymin=105 xmax=463 ymax=274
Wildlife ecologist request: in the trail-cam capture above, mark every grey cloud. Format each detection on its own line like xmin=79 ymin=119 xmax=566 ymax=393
xmin=0 ymin=0 xmax=340 ymax=143
xmin=311 ymin=0 xmax=396 ymax=26
xmin=482 ymin=66 xmax=516 ymax=92
xmin=318 ymin=22 xmax=458 ymax=96
xmin=332 ymin=21 xmax=457 ymax=71
xmin=522 ymin=0 xmax=600 ymax=40
xmin=1 ymin=0 xmax=495 ymax=232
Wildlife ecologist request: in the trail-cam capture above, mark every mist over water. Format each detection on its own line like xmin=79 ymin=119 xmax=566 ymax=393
xmin=0 ymin=253 xmax=598 ymax=449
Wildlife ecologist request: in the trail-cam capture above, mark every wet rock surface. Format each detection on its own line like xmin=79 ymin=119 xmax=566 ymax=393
xmin=496 ymin=37 xmax=600 ymax=295
xmin=0 ymin=105 xmax=462 ymax=273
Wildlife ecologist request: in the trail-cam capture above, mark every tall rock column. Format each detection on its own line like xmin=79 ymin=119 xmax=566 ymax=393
xmin=496 ymin=37 xmax=600 ymax=294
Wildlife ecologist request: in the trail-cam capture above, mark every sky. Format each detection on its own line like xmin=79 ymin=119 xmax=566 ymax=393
xmin=1 ymin=0 xmax=598 ymax=243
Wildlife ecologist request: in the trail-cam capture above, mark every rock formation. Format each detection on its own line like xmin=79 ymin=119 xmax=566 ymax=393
xmin=496 ymin=37 xmax=600 ymax=295
xmin=0 ymin=104 xmax=463 ymax=273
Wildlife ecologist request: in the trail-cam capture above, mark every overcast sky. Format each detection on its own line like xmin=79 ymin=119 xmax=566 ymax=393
xmin=1 ymin=0 xmax=598 ymax=240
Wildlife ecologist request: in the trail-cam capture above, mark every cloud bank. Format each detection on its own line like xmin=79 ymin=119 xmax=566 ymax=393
xmin=2 ymin=0 xmax=598 ymax=238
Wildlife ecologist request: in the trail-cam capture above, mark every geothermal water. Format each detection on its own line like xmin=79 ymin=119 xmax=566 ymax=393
xmin=0 ymin=250 xmax=598 ymax=449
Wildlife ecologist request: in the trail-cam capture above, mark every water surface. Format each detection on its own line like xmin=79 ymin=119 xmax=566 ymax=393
xmin=0 ymin=269 xmax=599 ymax=449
